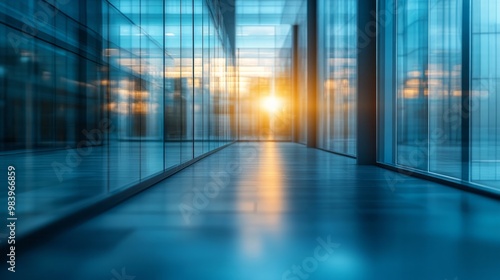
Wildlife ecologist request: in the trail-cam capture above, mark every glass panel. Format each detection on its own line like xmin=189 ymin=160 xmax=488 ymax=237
xmin=141 ymin=0 xmax=165 ymax=179
xmin=194 ymin=0 xmax=204 ymax=157
xmin=428 ymin=0 xmax=462 ymax=177
xmin=165 ymin=0 xmax=182 ymax=169
xmin=471 ymin=0 xmax=500 ymax=188
xmin=181 ymin=0 xmax=194 ymax=162
xmin=236 ymin=39 xmax=293 ymax=140
xmin=202 ymin=12 xmax=211 ymax=154
xmin=0 ymin=1 xmax=110 ymax=233
xmin=377 ymin=0 xmax=500 ymax=194
xmin=107 ymin=5 xmax=141 ymax=190
xmin=377 ymin=0 xmax=396 ymax=164
xmin=318 ymin=0 xmax=357 ymax=156
xmin=396 ymin=0 xmax=430 ymax=170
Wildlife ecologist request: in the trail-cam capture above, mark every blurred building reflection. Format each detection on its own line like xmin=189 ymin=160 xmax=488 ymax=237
xmin=0 ymin=0 xmax=236 ymax=234
xmin=379 ymin=0 xmax=500 ymax=189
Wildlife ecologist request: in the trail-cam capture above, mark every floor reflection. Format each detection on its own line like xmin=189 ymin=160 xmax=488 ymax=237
xmin=8 ymin=143 xmax=500 ymax=280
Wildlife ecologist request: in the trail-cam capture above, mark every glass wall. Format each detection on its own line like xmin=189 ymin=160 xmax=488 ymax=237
xmin=378 ymin=0 xmax=500 ymax=192
xmin=471 ymin=0 xmax=500 ymax=188
xmin=317 ymin=0 xmax=357 ymax=156
xmin=0 ymin=0 xmax=236 ymax=235
xmin=237 ymin=46 xmax=293 ymax=141
xmin=234 ymin=0 xmax=305 ymax=141
xmin=236 ymin=26 xmax=293 ymax=141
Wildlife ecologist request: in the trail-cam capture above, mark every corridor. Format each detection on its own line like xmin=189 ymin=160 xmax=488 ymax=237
xmin=11 ymin=143 xmax=500 ymax=280
xmin=2 ymin=0 xmax=500 ymax=278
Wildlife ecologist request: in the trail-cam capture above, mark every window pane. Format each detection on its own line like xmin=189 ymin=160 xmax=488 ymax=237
xmin=471 ymin=0 xmax=500 ymax=188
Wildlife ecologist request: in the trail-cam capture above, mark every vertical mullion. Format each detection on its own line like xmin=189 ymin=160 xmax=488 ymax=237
xmin=426 ymin=0 xmax=430 ymax=172
xmin=356 ymin=0 xmax=377 ymax=164
xmin=306 ymin=0 xmax=318 ymax=148
xmin=139 ymin=0 xmax=142 ymax=179
xmin=180 ymin=0 xmax=183 ymax=163
xmin=163 ymin=0 xmax=166 ymax=171
xmin=462 ymin=0 xmax=471 ymax=181
xmin=106 ymin=3 xmax=111 ymax=193
xmin=393 ymin=0 xmax=398 ymax=165
xmin=201 ymin=2 xmax=205 ymax=153
xmin=192 ymin=0 xmax=195 ymax=158
xmin=237 ymin=48 xmax=240 ymax=140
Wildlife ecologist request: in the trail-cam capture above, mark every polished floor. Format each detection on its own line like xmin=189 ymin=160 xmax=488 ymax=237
xmin=8 ymin=142 xmax=500 ymax=279
xmin=0 ymin=142 xmax=230 ymax=236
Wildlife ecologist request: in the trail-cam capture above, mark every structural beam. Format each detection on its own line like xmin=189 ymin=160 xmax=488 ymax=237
xmin=306 ymin=0 xmax=318 ymax=148
xmin=356 ymin=0 xmax=377 ymax=164
xmin=292 ymin=24 xmax=300 ymax=143
xmin=461 ymin=0 xmax=471 ymax=181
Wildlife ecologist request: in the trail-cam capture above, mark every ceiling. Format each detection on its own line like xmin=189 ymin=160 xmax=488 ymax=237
xmin=235 ymin=0 xmax=305 ymax=49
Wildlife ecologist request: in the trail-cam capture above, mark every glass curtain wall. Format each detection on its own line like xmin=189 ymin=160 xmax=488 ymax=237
xmin=236 ymin=27 xmax=293 ymax=141
xmin=235 ymin=0 xmax=304 ymax=141
xmin=317 ymin=0 xmax=357 ymax=156
xmin=0 ymin=0 xmax=235 ymax=234
xmin=237 ymin=46 xmax=293 ymax=141
xmin=379 ymin=0 xmax=500 ymax=191
xmin=471 ymin=0 xmax=500 ymax=188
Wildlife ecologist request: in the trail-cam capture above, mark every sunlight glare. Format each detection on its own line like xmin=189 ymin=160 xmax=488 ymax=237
xmin=261 ymin=96 xmax=282 ymax=113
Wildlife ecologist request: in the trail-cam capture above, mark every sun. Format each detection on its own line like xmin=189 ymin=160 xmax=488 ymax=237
xmin=261 ymin=96 xmax=282 ymax=113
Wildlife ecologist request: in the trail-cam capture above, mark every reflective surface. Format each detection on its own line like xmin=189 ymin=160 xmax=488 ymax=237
xmin=235 ymin=0 xmax=301 ymax=141
xmin=378 ymin=0 xmax=500 ymax=191
xmin=471 ymin=0 xmax=500 ymax=187
xmin=1 ymin=2 xmax=500 ymax=278
xmin=0 ymin=0 xmax=235 ymax=235
xmin=10 ymin=143 xmax=500 ymax=279
xmin=317 ymin=0 xmax=357 ymax=156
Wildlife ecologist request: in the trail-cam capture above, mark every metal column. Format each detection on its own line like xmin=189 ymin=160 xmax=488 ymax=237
xmin=306 ymin=0 xmax=318 ymax=148
xmin=356 ymin=0 xmax=377 ymax=164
